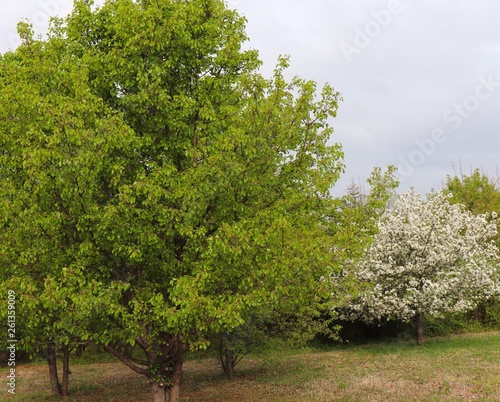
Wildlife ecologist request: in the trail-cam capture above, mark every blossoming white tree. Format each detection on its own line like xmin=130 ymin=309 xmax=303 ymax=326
xmin=343 ymin=190 xmax=500 ymax=345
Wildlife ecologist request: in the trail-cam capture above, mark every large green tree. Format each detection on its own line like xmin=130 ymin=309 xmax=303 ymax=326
xmin=0 ymin=19 xmax=131 ymax=396
xmin=0 ymin=1 xmax=344 ymax=401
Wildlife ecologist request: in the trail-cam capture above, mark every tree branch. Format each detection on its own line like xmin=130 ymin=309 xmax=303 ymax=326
xmin=106 ymin=345 xmax=148 ymax=376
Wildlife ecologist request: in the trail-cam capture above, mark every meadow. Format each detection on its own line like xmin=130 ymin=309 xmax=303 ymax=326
xmin=1 ymin=331 xmax=499 ymax=402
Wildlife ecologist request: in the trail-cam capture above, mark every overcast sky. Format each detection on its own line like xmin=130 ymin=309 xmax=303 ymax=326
xmin=2 ymin=0 xmax=499 ymax=196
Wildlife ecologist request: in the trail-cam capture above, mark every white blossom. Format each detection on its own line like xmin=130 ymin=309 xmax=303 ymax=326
xmin=340 ymin=190 xmax=500 ymax=323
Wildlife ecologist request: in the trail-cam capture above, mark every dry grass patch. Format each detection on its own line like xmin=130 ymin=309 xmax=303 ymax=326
xmin=298 ymin=332 xmax=500 ymax=401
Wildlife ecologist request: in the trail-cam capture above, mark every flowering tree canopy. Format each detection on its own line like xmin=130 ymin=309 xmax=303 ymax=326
xmin=342 ymin=190 xmax=500 ymax=345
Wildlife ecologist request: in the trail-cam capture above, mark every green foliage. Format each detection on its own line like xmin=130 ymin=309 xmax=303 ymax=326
xmin=211 ymin=309 xmax=271 ymax=377
xmin=423 ymin=299 xmax=500 ymax=337
xmin=0 ymin=17 xmax=119 ymax=377
xmin=0 ymin=0 xmax=345 ymax=393
xmin=444 ymin=167 xmax=500 ymax=216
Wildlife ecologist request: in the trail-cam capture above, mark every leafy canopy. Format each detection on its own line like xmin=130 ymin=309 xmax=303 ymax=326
xmin=0 ymin=0 xmax=345 ymax=389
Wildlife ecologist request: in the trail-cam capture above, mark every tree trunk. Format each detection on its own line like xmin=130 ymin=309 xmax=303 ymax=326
xmin=62 ymin=343 xmax=70 ymax=396
xmin=225 ymin=346 xmax=234 ymax=379
xmin=44 ymin=342 xmax=62 ymax=396
xmin=411 ymin=313 xmax=424 ymax=346
xmin=167 ymin=342 xmax=186 ymax=402
xmin=151 ymin=382 xmax=168 ymax=402
xmin=149 ymin=342 xmax=185 ymax=402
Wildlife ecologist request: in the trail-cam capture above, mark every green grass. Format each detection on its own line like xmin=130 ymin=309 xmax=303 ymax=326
xmin=1 ymin=331 xmax=499 ymax=401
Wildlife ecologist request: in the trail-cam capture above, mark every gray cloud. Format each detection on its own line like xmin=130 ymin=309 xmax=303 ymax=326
xmin=2 ymin=0 xmax=499 ymax=195
xmin=237 ymin=0 xmax=500 ymax=194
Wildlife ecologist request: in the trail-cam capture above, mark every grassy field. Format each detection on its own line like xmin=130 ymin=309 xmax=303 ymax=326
xmin=1 ymin=331 xmax=499 ymax=401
